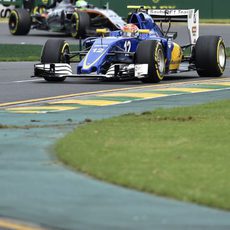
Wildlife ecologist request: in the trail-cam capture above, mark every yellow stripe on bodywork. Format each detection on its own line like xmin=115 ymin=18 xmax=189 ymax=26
xmin=6 ymin=106 xmax=77 ymax=114
xmin=99 ymin=92 xmax=167 ymax=99
xmin=50 ymin=100 xmax=120 ymax=106
xmin=157 ymin=87 xmax=212 ymax=93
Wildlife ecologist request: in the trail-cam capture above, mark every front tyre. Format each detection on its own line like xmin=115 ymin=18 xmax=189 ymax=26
xmin=195 ymin=36 xmax=226 ymax=77
xmin=41 ymin=39 xmax=70 ymax=82
xmin=135 ymin=40 xmax=165 ymax=83
xmin=9 ymin=9 xmax=31 ymax=35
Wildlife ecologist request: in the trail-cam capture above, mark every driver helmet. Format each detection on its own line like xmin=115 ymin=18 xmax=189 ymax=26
xmin=76 ymin=0 xmax=88 ymax=8
xmin=122 ymin=24 xmax=139 ymax=37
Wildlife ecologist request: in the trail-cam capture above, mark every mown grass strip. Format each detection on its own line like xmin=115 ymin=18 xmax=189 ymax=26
xmin=200 ymin=19 xmax=230 ymax=24
xmin=0 ymin=44 xmax=42 ymax=61
xmin=55 ymin=99 xmax=230 ymax=210
xmin=0 ymin=44 xmax=79 ymax=61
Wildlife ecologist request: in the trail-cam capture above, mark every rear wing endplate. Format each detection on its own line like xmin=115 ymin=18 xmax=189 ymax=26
xmin=148 ymin=9 xmax=199 ymax=44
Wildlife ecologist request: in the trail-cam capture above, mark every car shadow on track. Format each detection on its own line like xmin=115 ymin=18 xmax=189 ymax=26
xmin=33 ymin=75 xmax=199 ymax=85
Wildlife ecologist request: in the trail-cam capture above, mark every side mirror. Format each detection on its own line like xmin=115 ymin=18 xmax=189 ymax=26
xmin=96 ymin=28 xmax=109 ymax=36
xmin=138 ymin=29 xmax=150 ymax=34
xmin=167 ymin=32 xmax=178 ymax=40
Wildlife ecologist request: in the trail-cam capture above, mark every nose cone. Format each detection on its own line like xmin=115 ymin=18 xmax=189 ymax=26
xmin=81 ymin=45 xmax=109 ymax=73
xmin=77 ymin=37 xmax=125 ymax=74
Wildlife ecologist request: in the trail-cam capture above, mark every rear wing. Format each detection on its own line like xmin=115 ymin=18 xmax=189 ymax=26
xmin=148 ymin=9 xmax=199 ymax=44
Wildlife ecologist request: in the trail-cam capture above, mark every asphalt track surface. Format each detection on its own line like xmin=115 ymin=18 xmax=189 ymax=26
xmin=0 ymin=23 xmax=230 ymax=230
xmin=0 ymin=61 xmax=229 ymax=104
xmin=0 ymin=64 xmax=230 ymax=230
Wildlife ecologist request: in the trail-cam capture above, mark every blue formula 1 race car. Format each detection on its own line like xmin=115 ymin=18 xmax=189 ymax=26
xmin=33 ymin=6 xmax=226 ymax=83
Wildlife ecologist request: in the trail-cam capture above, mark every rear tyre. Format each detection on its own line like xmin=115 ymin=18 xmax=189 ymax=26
xmin=135 ymin=40 xmax=165 ymax=83
xmin=195 ymin=36 xmax=226 ymax=77
xmin=41 ymin=39 xmax=70 ymax=82
xmin=9 ymin=9 xmax=31 ymax=35
xmin=70 ymin=11 xmax=90 ymax=38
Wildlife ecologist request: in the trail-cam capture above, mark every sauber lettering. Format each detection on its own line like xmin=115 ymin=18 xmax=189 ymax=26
xmin=149 ymin=9 xmax=191 ymax=15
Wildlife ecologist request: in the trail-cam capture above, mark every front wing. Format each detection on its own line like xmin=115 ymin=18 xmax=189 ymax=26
xmin=33 ymin=63 xmax=149 ymax=80
xmin=34 ymin=63 xmax=72 ymax=78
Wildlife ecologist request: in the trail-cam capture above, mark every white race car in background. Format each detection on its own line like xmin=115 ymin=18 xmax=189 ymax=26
xmin=8 ymin=1 xmax=126 ymax=38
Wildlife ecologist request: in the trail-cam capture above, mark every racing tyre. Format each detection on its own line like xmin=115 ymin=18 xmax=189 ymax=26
xmin=41 ymin=39 xmax=70 ymax=82
xmin=9 ymin=9 xmax=31 ymax=35
xmin=70 ymin=11 xmax=90 ymax=38
xmin=195 ymin=36 xmax=226 ymax=77
xmin=135 ymin=40 xmax=165 ymax=83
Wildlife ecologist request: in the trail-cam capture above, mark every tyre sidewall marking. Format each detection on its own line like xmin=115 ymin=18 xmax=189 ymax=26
xmin=39 ymin=6 xmax=46 ymax=14
xmin=10 ymin=10 xmax=19 ymax=34
xmin=33 ymin=6 xmax=38 ymax=14
xmin=217 ymin=39 xmax=226 ymax=74
xmin=154 ymin=42 xmax=164 ymax=80
xmin=61 ymin=42 xmax=69 ymax=62
xmin=71 ymin=12 xmax=79 ymax=37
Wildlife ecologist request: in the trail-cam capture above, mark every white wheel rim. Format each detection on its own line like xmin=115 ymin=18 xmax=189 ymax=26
xmin=218 ymin=43 xmax=225 ymax=68
xmin=157 ymin=49 xmax=165 ymax=73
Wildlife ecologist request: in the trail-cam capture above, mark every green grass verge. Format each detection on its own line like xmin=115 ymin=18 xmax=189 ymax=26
xmin=55 ymin=100 xmax=230 ymax=210
xmin=200 ymin=19 xmax=230 ymax=24
xmin=0 ymin=44 xmax=42 ymax=61
xmin=0 ymin=44 xmax=79 ymax=61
